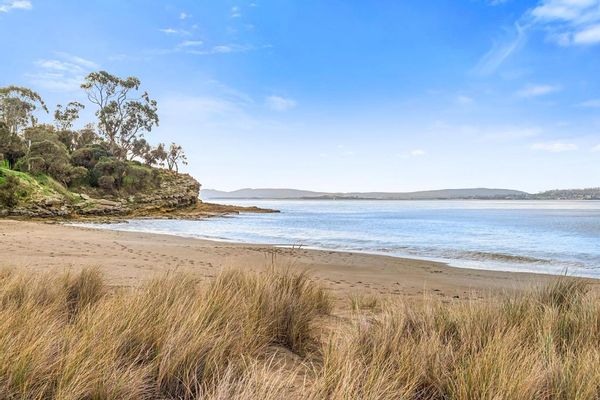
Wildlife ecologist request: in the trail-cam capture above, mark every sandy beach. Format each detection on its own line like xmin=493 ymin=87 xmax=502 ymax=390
xmin=2 ymin=219 xmax=593 ymax=303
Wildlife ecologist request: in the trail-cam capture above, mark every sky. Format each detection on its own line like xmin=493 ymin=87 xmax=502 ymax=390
xmin=0 ymin=0 xmax=599 ymax=193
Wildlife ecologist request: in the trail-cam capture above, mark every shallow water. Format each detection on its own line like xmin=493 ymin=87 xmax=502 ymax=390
xmin=79 ymin=200 xmax=600 ymax=278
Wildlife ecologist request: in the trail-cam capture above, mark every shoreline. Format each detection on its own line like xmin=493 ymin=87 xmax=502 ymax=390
xmin=2 ymin=220 xmax=597 ymax=303
xmin=70 ymin=217 xmax=595 ymax=280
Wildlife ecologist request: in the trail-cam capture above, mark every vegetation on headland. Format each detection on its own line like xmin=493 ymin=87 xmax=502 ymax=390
xmin=2 ymin=266 xmax=600 ymax=399
xmin=0 ymin=72 xmax=274 ymax=218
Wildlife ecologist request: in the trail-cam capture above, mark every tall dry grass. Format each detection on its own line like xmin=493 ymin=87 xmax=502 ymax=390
xmin=0 ymin=267 xmax=330 ymax=399
xmin=309 ymin=279 xmax=600 ymax=400
xmin=2 ymin=266 xmax=599 ymax=399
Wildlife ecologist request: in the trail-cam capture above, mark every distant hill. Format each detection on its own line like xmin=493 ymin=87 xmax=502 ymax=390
xmin=532 ymin=188 xmax=600 ymax=200
xmin=202 ymin=188 xmax=529 ymax=200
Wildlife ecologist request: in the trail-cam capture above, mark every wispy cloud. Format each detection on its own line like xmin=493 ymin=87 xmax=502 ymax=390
xmin=266 ymin=95 xmax=296 ymax=111
xmin=159 ymin=28 xmax=190 ymax=36
xmin=456 ymin=95 xmax=474 ymax=105
xmin=531 ymin=0 xmax=600 ymax=46
xmin=179 ymin=12 xmax=189 ymax=20
xmin=177 ymin=40 xmax=203 ymax=48
xmin=531 ymin=141 xmax=578 ymax=152
xmin=231 ymin=6 xmax=241 ymax=18
xmin=186 ymin=44 xmax=256 ymax=55
xmin=0 ymin=0 xmax=31 ymax=12
xmin=473 ymin=23 xmax=527 ymax=75
xmin=409 ymin=149 xmax=426 ymax=157
xmin=26 ymin=52 xmax=98 ymax=91
xmin=475 ymin=0 xmax=600 ymax=74
xmin=573 ymin=24 xmax=600 ymax=44
xmin=578 ymin=98 xmax=600 ymax=108
xmin=516 ymin=84 xmax=560 ymax=97
xmin=592 ymin=144 xmax=600 ymax=152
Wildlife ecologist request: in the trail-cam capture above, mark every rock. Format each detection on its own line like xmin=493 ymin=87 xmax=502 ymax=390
xmin=1 ymin=170 xmax=201 ymax=220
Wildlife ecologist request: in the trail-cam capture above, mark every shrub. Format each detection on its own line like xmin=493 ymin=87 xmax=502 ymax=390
xmin=71 ymin=145 xmax=111 ymax=170
xmin=98 ymin=175 xmax=115 ymax=191
xmin=0 ymin=174 xmax=19 ymax=208
xmin=19 ymin=139 xmax=72 ymax=184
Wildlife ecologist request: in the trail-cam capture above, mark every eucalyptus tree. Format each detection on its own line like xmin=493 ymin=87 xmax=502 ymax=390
xmin=54 ymin=101 xmax=85 ymax=131
xmin=0 ymin=86 xmax=48 ymax=134
xmin=81 ymin=71 xmax=158 ymax=159
xmin=166 ymin=142 xmax=188 ymax=172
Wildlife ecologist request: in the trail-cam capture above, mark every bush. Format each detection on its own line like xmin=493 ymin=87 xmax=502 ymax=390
xmin=0 ymin=174 xmax=19 ymax=208
xmin=91 ymin=158 xmax=159 ymax=193
xmin=98 ymin=175 xmax=115 ymax=191
xmin=20 ymin=139 xmax=72 ymax=184
xmin=69 ymin=166 xmax=89 ymax=187
xmin=71 ymin=145 xmax=111 ymax=169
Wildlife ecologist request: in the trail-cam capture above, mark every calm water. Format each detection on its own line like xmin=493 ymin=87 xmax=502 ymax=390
xmin=81 ymin=200 xmax=600 ymax=278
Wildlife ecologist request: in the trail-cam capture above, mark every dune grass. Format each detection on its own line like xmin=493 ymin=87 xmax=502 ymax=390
xmin=0 ymin=267 xmax=330 ymax=399
xmin=1 ymin=267 xmax=599 ymax=399
xmin=310 ymin=279 xmax=600 ymax=400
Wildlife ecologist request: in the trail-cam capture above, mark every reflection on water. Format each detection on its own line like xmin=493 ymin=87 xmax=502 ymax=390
xmin=78 ymin=200 xmax=600 ymax=278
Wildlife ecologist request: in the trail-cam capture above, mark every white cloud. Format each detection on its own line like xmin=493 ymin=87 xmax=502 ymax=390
xmin=0 ymin=0 xmax=32 ymax=12
xmin=578 ymin=98 xmax=600 ymax=107
xmin=475 ymin=0 xmax=600 ymax=74
xmin=531 ymin=141 xmax=578 ymax=152
xmin=530 ymin=0 xmax=600 ymax=46
xmin=186 ymin=44 xmax=260 ymax=55
xmin=591 ymin=144 xmax=600 ymax=152
xmin=26 ymin=53 xmax=98 ymax=92
xmin=179 ymin=12 xmax=189 ymax=20
xmin=265 ymin=95 xmax=296 ymax=111
xmin=517 ymin=84 xmax=560 ymax=97
xmin=473 ymin=22 xmax=526 ymax=75
xmin=409 ymin=149 xmax=426 ymax=157
xmin=456 ymin=95 xmax=474 ymax=105
xmin=159 ymin=28 xmax=190 ymax=36
xmin=231 ymin=6 xmax=241 ymax=18
xmin=573 ymin=24 xmax=600 ymax=44
xmin=177 ymin=40 xmax=203 ymax=48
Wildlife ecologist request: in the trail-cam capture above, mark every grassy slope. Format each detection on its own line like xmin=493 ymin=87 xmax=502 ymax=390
xmin=0 ymin=166 xmax=78 ymax=206
xmin=1 ymin=266 xmax=599 ymax=399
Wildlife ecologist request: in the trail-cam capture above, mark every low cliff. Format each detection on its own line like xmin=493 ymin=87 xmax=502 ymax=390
xmin=0 ymin=167 xmax=201 ymax=219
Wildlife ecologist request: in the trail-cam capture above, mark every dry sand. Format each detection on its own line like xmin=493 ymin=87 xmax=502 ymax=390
xmin=1 ymin=220 xmax=595 ymax=303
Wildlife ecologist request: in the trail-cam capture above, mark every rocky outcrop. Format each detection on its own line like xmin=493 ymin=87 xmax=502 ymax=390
xmin=0 ymin=171 xmax=201 ymax=219
xmin=127 ymin=172 xmax=200 ymax=212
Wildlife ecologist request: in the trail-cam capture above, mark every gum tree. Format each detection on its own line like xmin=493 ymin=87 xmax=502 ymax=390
xmin=81 ymin=71 xmax=158 ymax=159
xmin=0 ymin=86 xmax=48 ymax=134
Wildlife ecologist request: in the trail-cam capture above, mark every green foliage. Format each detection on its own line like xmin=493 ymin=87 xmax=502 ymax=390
xmin=20 ymin=138 xmax=73 ymax=184
xmin=0 ymin=122 xmax=26 ymax=168
xmin=92 ymin=158 xmax=158 ymax=193
xmin=166 ymin=142 xmax=188 ymax=172
xmin=0 ymin=174 xmax=19 ymax=208
xmin=54 ymin=101 xmax=84 ymax=131
xmin=71 ymin=144 xmax=111 ymax=170
xmin=82 ymin=71 xmax=158 ymax=159
xmin=0 ymin=74 xmax=187 ymax=201
xmin=98 ymin=175 xmax=116 ymax=191
xmin=0 ymin=86 xmax=48 ymax=133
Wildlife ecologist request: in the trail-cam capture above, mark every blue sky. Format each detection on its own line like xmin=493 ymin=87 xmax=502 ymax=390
xmin=1 ymin=0 xmax=599 ymax=192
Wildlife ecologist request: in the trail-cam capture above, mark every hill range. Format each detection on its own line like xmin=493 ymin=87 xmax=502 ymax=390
xmin=202 ymin=187 xmax=600 ymax=201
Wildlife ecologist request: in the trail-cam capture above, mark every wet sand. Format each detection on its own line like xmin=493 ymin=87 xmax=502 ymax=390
xmin=1 ymin=220 xmax=595 ymax=303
